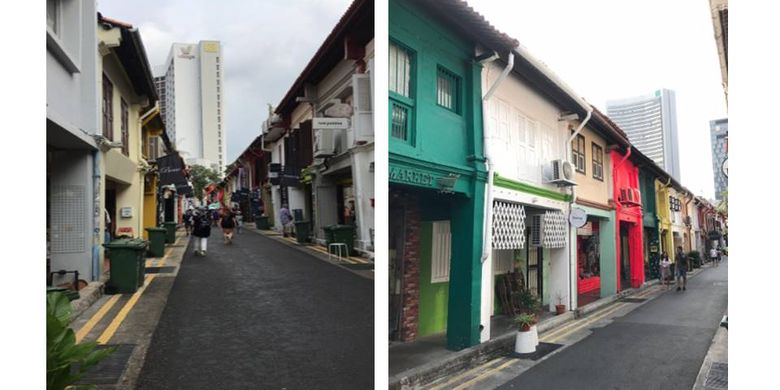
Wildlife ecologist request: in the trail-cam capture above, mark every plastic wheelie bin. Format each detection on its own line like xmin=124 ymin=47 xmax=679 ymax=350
xmin=163 ymin=221 xmax=177 ymax=243
xmin=103 ymin=238 xmax=147 ymax=293
xmin=145 ymin=227 xmax=167 ymax=258
xmin=294 ymin=221 xmax=310 ymax=243
xmin=324 ymin=224 xmax=356 ymax=256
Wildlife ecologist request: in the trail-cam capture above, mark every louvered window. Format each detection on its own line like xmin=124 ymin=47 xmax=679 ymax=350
xmin=431 ymin=221 xmax=451 ymax=283
xmin=102 ymin=74 xmax=113 ymax=140
xmin=592 ymin=143 xmax=604 ymax=181
xmin=120 ymin=99 xmax=129 ymax=156
xmin=572 ymin=133 xmax=586 ymax=174
xmin=530 ymin=215 xmax=542 ymax=247
xmin=492 ymin=201 xmax=526 ymax=249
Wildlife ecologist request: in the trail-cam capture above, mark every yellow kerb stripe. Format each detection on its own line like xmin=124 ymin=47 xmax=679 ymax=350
xmin=75 ymin=294 xmax=122 ymax=343
xmin=96 ymin=275 xmax=156 ymax=345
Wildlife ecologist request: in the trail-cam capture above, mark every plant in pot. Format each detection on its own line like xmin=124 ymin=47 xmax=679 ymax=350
xmin=555 ymin=292 xmax=566 ymax=315
xmin=513 ymin=312 xmax=538 ymax=354
xmin=513 ymin=289 xmax=541 ymax=315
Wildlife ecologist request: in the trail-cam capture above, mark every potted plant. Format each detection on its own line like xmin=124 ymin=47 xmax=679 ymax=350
xmin=555 ymin=292 xmax=566 ymax=315
xmin=513 ymin=312 xmax=538 ymax=354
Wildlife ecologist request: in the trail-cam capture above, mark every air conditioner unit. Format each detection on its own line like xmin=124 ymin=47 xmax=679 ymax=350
xmin=314 ymin=130 xmax=335 ymax=158
xmin=546 ymin=159 xmax=577 ymax=186
xmin=619 ymin=188 xmax=642 ymax=206
xmin=529 ymin=214 xmax=543 ymax=247
xmin=352 ymin=74 xmax=373 ymax=144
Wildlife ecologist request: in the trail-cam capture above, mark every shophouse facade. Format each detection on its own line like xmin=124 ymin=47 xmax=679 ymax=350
xmin=388 ymin=0 xmax=517 ymax=351
xmin=611 ymin=146 xmax=644 ymax=290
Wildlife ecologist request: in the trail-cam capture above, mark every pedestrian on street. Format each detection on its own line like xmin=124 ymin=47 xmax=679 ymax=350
xmin=184 ymin=208 xmax=194 ymax=236
xmin=710 ymin=246 xmax=718 ymax=267
xmin=234 ymin=208 xmax=243 ymax=234
xmin=675 ymin=246 xmax=689 ymax=291
xmin=192 ymin=208 xmax=212 ymax=256
xmin=660 ymin=253 xmax=672 ymax=289
xmin=220 ymin=208 xmax=237 ymax=244
xmin=280 ymin=203 xmax=293 ymax=237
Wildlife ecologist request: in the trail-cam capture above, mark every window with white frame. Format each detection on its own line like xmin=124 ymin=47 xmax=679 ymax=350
xmin=47 ymin=0 xmax=60 ymax=35
xmin=430 ymin=221 xmax=451 ymax=283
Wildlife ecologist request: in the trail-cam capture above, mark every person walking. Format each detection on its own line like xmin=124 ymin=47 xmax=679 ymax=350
xmin=234 ymin=208 xmax=243 ymax=234
xmin=710 ymin=246 xmax=719 ymax=267
xmin=280 ymin=204 xmax=293 ymax=238
xmin=183 ymin=208 xmax=194 ymax=236
xmin=660 ymin=253 xmax=672 ymax=290
xmin=192 ymin=208 xmax=212 ymax=256
xmin=675 ymin=246 xmax=689 ymax=291
xmin=220 ymin=208 xmax=238 ymax=244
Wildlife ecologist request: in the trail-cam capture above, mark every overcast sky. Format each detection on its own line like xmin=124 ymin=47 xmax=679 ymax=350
xmin=468 ymin=0 xmax=727 ymax=199
xmin=97 ymin=0 xmax=353 ymax=164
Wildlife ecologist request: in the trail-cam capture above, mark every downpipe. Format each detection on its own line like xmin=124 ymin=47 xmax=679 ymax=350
xmin=91 ymin=149 xmax=102 ymax=281
xmin=565 ymin=107 xmax=592 ymax=311
xmin=480 ymin=50 xmax=515 ymax=263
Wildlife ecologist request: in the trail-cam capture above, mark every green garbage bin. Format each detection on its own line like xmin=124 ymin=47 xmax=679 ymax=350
xmin=255 ymin=215 xmax=269 ymax=230
xmin=163 ymin=221 xmax=177 ymax=243
xmin=294 ymin=221 xmax=310 ymax=243
xmin=145 ymin=227 xmax=167 ymax=258
xmin=103 ymin=238 xmax=147 ymax=293
xmin=324 ymin=224 xmax=356 ymax=256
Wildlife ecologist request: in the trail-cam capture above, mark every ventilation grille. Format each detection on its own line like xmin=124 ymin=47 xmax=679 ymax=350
xmin=492 ymin=201 xmax=526 ymax=250
xmin=530 ymin=214 xmax=542 ymax=247
xmin=50 ymin=185 xmax=87 ymax=253
xmin=543 ymin=211 xmax=567 ymax=248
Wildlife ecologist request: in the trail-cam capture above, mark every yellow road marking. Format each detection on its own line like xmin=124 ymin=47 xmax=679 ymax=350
xmin=75 ymin=294 xmax=122 ymax=343
xmin=96 ymin=275 xmax=156 ymax=345
xmin=429 ymin=357 xmax=510 ymax=390
xmin=451 ymin=357 xmax=516 ymax=390
xmin=544 ymin=303 xmax=628 ymax=343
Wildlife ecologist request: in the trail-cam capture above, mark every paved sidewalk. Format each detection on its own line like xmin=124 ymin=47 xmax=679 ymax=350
xmin=693 ymin=312 xmax=728 ymax=390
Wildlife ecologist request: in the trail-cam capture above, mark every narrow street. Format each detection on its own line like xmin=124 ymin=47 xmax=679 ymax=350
xmin=135 ymin=230 xmax=374 ymax=389
xmin=495 ymin=260 xmax=728 ymax=390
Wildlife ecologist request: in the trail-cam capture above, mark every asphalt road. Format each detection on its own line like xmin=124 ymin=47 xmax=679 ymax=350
xmin=498 ymin=259 xmax=728 ymax=390
xmin=135 ymin=231 xmax=374 ymax=389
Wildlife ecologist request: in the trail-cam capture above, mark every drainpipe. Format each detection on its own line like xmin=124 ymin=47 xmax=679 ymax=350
xmin=91 ymin=149 xmax=102 ymax=281
xmin=480 ymin=50 xmax=515 ymax=263
xmin=614 ymin=146 xmax=632 ymax=169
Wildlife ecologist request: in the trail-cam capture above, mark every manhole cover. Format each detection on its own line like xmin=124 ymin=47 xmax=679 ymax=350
xmin=75 ymin=344 xmax=135 ymax=385
xmin=510 ymin=342 xmax=563 ymax=361
xmin=619 ymin=297 xmax=646 ymax=303
xmin=705 ymin=362 xmax=728 ymax=389
xmin=145 ymin=266 xmax=176 ymax=274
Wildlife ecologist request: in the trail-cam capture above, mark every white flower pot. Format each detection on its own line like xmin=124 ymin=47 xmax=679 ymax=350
xmin=514 ymin=325 xmax=538 ymax=354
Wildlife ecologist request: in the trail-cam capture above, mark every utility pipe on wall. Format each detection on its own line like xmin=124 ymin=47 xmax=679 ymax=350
xmin=480 ymin=50 xmax=515 ymax=263
xmin=91 ymin=148 xmax=102 ymax=281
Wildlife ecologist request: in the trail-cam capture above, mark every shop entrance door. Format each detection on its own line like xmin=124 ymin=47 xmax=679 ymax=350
xmin=620 ymin=224 xmax=631 ymax=291
xmin=526 ymin=231 xmax=543 ymax=298
xmin=389 ymin=199 xmax=405 ymax=341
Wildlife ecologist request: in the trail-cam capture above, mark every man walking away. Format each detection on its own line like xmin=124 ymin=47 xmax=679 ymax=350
xmin=280 ymin=204 xmax=293 ymax=238
xmin=660 ymin=253 xmax=672 ymax=290
xmin=220 ymin=208 xmax=237 ymax=244
xmin=192 ymin=208 xmax=212 ymax=256
xmin=234 ymin=208 xmax=243 ymax=234
xmin=675 ymin=246 xmax=689 ymax=291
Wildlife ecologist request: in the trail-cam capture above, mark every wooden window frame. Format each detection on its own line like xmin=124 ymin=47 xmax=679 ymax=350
xmin=572 ymin=133 xmax=586 ymax=174
xmin=592 ymin=142 xmax=604 ymax=181
xmin=120 ymin=99 xmax=129 ymax=156
xmin=102 ymin=74 xmax=113 ymax=140
xmin=389 ymin=40 xmax=415 ymax=146
xmin=436 ymin=65 xmax=460 ymax=114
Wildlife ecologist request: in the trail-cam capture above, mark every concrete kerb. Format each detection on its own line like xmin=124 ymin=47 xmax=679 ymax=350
xmin=391 ymin=266 xmax=715 ymax=389
xmin=69 ymin=274 xmax=109 ymax=323
xmin=245 ymin=225 xmax=374 ymax=280
xmin=692 ymin=312 xmax=728 ymax=390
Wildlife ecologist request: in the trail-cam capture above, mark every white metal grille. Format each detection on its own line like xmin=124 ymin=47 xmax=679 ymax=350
xmin=492 ymin=201 xmax=526 ymax=250
xmin=431 ymin=221 xmax=451 ymax=283
xmin=50 ymin=185 xmax=86 ymax=253
xmin=543 ymin=210 xmax=567 ymax=248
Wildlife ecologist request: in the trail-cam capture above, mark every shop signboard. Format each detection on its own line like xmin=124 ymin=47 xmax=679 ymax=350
xmin=569 ymin=207 xmax=587 ymax=228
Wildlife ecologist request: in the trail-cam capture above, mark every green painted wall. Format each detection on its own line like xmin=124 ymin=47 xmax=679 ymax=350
xmin=639 ymin=170 xmax=658 ymax=228
xmin=576 ymin=205 xmax=617 ymax=298
xmin=418 ymin=222 xmax=450 ymax=336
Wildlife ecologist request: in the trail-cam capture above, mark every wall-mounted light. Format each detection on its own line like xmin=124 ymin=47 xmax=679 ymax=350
xmin=437 ymin=174 xmax=460 ymax=194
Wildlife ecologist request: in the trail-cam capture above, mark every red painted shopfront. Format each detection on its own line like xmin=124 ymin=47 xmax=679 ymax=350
xmin=612 ymin=149 xmax=645 ymax=290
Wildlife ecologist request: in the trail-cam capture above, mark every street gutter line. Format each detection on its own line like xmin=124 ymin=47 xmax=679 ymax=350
xmin=428 ymin=357 xmax=511 ymax=390
xmin=75 ymin=294 xmax=122 ymax=343
xmin=451 ymin=357 xmax=517 ymax=390
xmin=97 ymin=274 xmax=156 ymax=345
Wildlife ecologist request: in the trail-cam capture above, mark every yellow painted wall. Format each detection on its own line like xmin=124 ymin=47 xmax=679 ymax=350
xmin=574 ymin=126 xmax=611 ymax=205
xmin=655 ymin=180 xmax=674 ymax=262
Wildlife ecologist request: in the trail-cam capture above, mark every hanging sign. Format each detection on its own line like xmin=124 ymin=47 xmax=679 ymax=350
xmin=722 ymin=158 xmax=728 ymax=178
xmin=313 ymin=117 xmax=349 ymax=130
xmin=569 ymin=207 xmax=588 ymax=228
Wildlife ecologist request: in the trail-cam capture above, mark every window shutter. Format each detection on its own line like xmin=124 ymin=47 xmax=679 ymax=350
xmin=492 ymin=201 xmax=526 ymax=250
xmin=431 ymin=221 xmax=452 ymax=283
xmin=352 ymin=74 xmax=373 ymax=142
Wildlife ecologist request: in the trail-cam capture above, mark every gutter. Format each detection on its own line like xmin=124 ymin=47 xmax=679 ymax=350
xmin=480 ymin=50 xmax=515 ymax=263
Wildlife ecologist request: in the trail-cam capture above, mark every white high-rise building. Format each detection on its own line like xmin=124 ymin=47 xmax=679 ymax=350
xmin=606 ymin=89 xmax=681 ymax=180
xmin=155 ymin=41 xmax=225 ymax=173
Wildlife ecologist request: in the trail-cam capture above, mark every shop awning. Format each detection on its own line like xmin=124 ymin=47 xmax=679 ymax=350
xmin=157 ymin=154 xmax=192 ymax=196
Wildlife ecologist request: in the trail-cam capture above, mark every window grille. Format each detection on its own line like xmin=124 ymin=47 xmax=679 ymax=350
xmin=391 ymin=102 xmax=410 ymax=141
xmin=431 ymin=221 xmax=451 ymax=283
xmin=492 ymin=201 xmax=526 ymax=250
xmin=436 ymin=66 xmax=459 ymax=113
xmin=50 ymin=185 xmax=86 ymax=253
xmin=543 ymin=210 xmax=567 ymax=248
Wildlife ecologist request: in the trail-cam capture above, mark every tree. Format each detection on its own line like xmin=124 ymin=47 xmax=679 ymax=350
xmin=717 ymin=190 xmax=728 ymax=216
xmin=189 ymin=164 xmax=222 ymax=199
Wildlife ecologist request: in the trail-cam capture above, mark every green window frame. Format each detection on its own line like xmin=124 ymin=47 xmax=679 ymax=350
xmin=389 ymin=40 xmax=415 ymax=145
xmin=436 ymin=66 xmax=460 ymax=113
